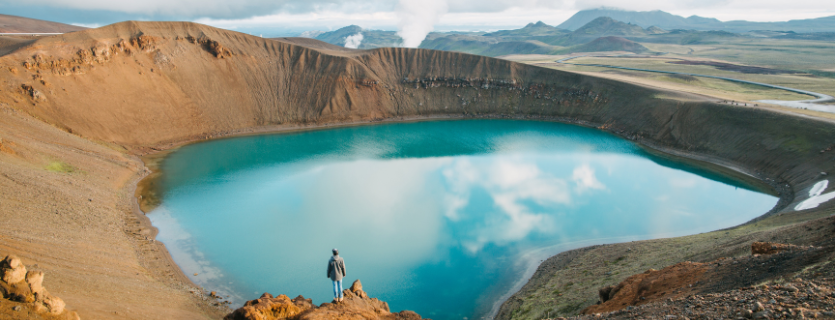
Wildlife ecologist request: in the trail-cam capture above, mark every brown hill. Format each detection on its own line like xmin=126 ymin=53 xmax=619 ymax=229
xmin=0 ymin=14 xmax=86 ymax=33
xmin=0 ymin=21 xmax=833 ymax=320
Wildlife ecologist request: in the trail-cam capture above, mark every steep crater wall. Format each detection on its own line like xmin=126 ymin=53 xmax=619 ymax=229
xmin=0 ymin=20 xmax=834 ymax=319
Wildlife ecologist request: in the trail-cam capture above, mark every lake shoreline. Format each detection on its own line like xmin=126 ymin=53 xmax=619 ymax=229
xmin=131 ymin=113 xmax=789 ymax=318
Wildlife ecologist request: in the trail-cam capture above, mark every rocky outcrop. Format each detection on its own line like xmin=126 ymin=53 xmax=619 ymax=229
xmin=751 ymin=241 xmax=811 ymax=255
xmin=0 ymin=255 xmax=80 ymax=319
xmin=224 ymin=280 xmax=425 ymax=320
xmin=582 ymin=261 xmax=708 ymax=315
xmin=582 ymin=238 xmax=832 ymax=316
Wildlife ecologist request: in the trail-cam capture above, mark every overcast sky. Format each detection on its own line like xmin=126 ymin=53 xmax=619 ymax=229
xmin=3 ymin=0 xmax=834 ymax=36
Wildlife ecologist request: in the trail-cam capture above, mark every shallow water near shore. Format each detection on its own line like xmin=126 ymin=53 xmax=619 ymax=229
xmin=146 ymin=119 xmax=776 ymax=320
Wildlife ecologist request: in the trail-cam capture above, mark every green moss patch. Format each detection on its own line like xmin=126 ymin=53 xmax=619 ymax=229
xmin=45 ymin=161 xmax=76 ymax=173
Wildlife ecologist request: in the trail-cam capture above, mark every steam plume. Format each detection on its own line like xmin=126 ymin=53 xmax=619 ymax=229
xmin=396 ymin=0 xmax=448 ymax=48
xmin=344 ymin=33 xmax=364 ymax=49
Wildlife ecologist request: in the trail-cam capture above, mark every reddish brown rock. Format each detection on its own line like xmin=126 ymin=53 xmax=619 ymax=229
xmin=225 ymin=280 xmax=423 ymax=320
xmin=349 ymin=279 xmax=369 ymax=299
xmin=0 ymin=256 xmax=77 ymax=318
xmin=26 ymin=270 xmax=45 ymax=297
xmin=350 ymin=279 xmax=363 ymax=292
xmin=582 ymin=261 xmax=708 ymax=315
xmin=751 ymin=242 xmax=803 ymax=255
xmin=42 ymin=293 xmax=66 ymax=315
xmin=1 ymin=255 xmax=26 ymax=284
xmin=225 ymin=294 xmax=310 ymax=320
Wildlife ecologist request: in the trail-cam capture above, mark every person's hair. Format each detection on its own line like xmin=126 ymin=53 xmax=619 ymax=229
xmin=332 ymin=248 xmax=338 ymax=255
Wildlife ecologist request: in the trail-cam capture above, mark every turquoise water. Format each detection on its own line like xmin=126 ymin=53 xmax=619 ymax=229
xmin=148 ymin=120 xmax=776 ymax=320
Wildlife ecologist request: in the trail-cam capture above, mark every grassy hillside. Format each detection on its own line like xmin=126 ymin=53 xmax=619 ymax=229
xmin=555 ymin=36 xmax=649 ymax=54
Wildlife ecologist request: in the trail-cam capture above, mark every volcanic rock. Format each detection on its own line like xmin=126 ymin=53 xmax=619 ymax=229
xmin=582 ymin=261 xmax=707 ymax=314
xmin=26 ymin=270 xmax=45 ymax=297
xmin=225 ymin=280 xmax=423 ymax=320
xmin=350 ymin=279 xmax=363 ymax=292
xmin=1 ymin=255 xmax=26 ymax=284
xmin=225 ymin=294 xmax=313 ymax=320
xmin=0 ymin=255 xmax=77 ymax=318
xmin=751 ymin=242 xmax=804 ymax=255
xmin=42 ymin=293 xmax=66 ymax=315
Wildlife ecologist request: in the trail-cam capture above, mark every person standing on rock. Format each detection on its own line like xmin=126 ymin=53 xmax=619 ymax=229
xmin=327 ymin=248 xmax=347 ymax=302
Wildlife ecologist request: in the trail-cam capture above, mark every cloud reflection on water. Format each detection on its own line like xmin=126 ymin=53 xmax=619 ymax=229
xmin=149 ymin=120 xmax=777 ymax=320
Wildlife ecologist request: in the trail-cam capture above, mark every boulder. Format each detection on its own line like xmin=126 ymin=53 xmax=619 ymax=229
xmin=291 ymin=295 xmax=315 ymax=309
xmin=349 ymin=279 xmax=362 ymax=292
xmin=2 ymin=255 xmax=21 ymax=269
xmin=349 ymin=280 xmax=368 ymax=299
xmin=42 ymin=294 xmax=66 ymax=315
xmin=26 ymin=271 xmax=45 ymax=297
xmin=751 ymin=242 xmax=800 ymax=255
xmin=225 ymin=294 xmax=310 ymax=320
xmin=1 ymin=255 xmax=27 ymax=284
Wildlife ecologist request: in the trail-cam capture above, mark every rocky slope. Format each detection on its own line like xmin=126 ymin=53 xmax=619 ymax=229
xmin=535 ymin=235 xmax=835 ymax=319
xmin=0 ymin=21 xmax=833 ymax=320
xmin=224 ymin=280 xmax=424 ymax=320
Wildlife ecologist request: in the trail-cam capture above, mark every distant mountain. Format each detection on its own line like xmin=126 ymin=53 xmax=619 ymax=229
xmin=308 ymin=14 xmax=831 ymax=57
xmin=420 ymin=35 xmax=558 ymax=57
xmin=542 ymin=17 xmax=656 ymax=46
xmin=556 ymin=36 xmax=649 ymax=54
xmin=572 ymin=17 xmax=646 ymax=36
xmin=314 ymin=25 xmax=402 ymax=49
xmin=419 ymin=17 xmax=663 ymax=55
xmin=557 ymin=8 xmax=835 ymax=33
xmin=0 ymin=14 xmax=86 ymax=33
xmin=482 ymin=21 xmax=568 ymax=37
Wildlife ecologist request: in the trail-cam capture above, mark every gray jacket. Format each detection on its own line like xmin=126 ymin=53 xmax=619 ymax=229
xmin=327 ymin=255 xmax=346 ymax=281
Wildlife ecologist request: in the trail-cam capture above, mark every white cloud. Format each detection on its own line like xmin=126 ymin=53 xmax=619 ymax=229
xmin=343 ymin=32 xmax=363 ymax=48
xmin=572 ymin=164 xmax=605 ymax=193
xmin=446 ymin=158 xmax=571 ymax=253
xmin=14 ymin=0 xmax=833 ymax=32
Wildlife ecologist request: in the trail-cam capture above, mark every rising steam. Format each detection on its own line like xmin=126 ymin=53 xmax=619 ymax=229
xmin=396 ymin=0 xmax=448 ymax=48
xmin=344 ymin=33 xmax=364 ymax=49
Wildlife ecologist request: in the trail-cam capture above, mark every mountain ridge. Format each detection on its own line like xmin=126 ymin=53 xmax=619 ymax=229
xmin=557 ymin=8 xmax=835 ymax=33
xmin=0 ymin=13 xmax=87 ymax=33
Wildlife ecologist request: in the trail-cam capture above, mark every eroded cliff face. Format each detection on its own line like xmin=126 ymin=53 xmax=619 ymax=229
xmin=1 ymin=21 xmax=832 ymax=212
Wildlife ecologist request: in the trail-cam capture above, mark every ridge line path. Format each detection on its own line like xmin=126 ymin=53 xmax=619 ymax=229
xmin=556 ymin=55 xmax=835 ymax=114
